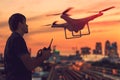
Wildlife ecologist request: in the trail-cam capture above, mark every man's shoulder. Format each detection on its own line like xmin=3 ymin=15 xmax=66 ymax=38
xmin=11 ymin=32 xmax=22 ymax=38
xmin=8 ymin=32 xmax=23 ymax=42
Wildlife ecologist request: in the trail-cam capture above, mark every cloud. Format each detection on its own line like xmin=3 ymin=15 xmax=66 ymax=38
xmin=110 ymin=12 xmax=120 ymax=16
xmin=0 ymin=33 xmax=8 ymax=39
xmin=32 ymin=42 xmax=48 ymax=47
xmin=91 ymin=29 xmax=111 ymax=33
xmin=91 ymin=20 xmax=120 ymax=26
xmin=27 ymin=11 xmax=61 ymax=25
xmin=0 ymin=14 xmax=49 ymax=28
xmin=0 ymin=21 xmax=8 ymax=28
xmin=28 ymin=27 xmax=63 ymax=35
xmin=27 ymin=19 xmax=120 ymax=36
xmin=0 ymin=34 xmax=2 ymax=37
xmin=91 ymin=0 xmax=120 ymax=8
xmin=27 ymin=14 xmax=46 ymax=21
xmin=0 ymin=12 xmax=53 ymax=28
xmin=1 ymin=18 xmax=119 ymax=42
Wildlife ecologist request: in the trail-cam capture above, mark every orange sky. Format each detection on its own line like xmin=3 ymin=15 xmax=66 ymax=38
xmin=0 ymin=0 xmax=120 ymax=56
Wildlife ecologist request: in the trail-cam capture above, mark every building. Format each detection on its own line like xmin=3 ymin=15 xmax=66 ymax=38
xmin=111 ymin=42 xmax=118 ymax=54
xmin=104 ymin=40 xmax=118 ymax=57
xmin=108 ymin=42 xmax=118 ymax=58
xmin=105 ymin=40 xmax=111 ymax=56
xmin=81 ymin=47 xmax=91 ymax=56
xmin=49 ymin=46 xmax=61 ymax=63
xmin=93 ymin=42 xmax=102 ymax=55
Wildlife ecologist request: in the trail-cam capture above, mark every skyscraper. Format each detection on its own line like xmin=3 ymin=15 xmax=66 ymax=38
xmin=105 ymin=40 xmax=111 ymax=56
xmin=111 ymin=42 xmax=118 ymax=54
xmin=109 ymin=42 xmax=118 ymax=57
xmin=104 ymin=40 xmax=118 ymax=57
xmin=93 ymin=42 xmax=102 ymax=54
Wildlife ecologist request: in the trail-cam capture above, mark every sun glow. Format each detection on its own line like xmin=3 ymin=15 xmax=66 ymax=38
xmin=0 ymin=0 xmax=120 ymax=56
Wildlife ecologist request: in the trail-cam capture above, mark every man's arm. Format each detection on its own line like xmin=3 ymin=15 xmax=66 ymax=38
xmin=20 ymin=49 xmax=50 ymax=71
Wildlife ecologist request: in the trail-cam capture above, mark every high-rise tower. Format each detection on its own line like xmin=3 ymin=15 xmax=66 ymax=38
xmin=105 ymin=40 xmax=111 ymax=56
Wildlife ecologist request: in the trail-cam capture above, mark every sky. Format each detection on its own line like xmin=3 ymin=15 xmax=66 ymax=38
xmin=0 ymin=0 xmax=120 ymax=56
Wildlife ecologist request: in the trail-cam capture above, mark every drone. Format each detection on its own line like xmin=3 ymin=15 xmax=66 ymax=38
xmin=50 ymin=6 xmax=115 ymax=39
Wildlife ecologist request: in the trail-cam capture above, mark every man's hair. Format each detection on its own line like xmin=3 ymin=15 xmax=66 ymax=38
xmin=8 ymin=13 xmax=26 ymax=32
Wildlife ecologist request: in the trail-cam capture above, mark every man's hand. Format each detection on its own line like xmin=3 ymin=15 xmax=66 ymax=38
xmin=41 ymin=49 xmax=51 ymax=60
xmin=37 ymin=48 xmax=51 ymax=60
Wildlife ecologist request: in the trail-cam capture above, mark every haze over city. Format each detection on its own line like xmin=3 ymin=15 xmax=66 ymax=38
xmin=0 ymin=0 xmax=120 ymax=56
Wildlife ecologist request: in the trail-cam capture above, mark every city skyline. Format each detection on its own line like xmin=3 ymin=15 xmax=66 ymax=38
xmin=1 ymin=40 xmax=119 ymax=57
xmin=0 ymin=0 xmax=120 ymax=56
xmin=54 ymin=40 xmax=120 ymax=56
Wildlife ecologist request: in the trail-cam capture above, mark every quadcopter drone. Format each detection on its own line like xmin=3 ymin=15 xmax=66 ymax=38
xmin=50 ymin=6 xmax=115 ymax=39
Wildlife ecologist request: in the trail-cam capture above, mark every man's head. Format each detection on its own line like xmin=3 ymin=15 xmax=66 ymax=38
xmin=8 ymin=13 xmax=28 ymax=34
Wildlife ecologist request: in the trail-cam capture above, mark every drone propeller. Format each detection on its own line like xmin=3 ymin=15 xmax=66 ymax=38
xmin=46 ymin=7 xmax=73 ymax=16
xmin=62 ymin=7 xmax=73 ymax=15
xmin=99 ymin=6 xmax=115 ymax=13
xmin=46 ymin=13 xmax=62 ymax=16
xmin=42 ymin=24 xmax=52 ymax=26
xmin=88 ymin=6 xmax=115 ymax=13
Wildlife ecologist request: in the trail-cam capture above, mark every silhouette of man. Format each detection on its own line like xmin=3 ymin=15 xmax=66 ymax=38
xmin=4 ymin=13 xmax=51 ymax=80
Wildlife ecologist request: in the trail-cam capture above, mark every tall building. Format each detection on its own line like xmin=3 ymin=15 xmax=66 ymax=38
xmin=104 ymin=40 xmax=118 ymax=57
xmin=108 ymin=42 xmax=118 ymax=57
xmin=93 ymin=42 xmax=102 ymax=54
xmin=111 ymin=42 xmax=118 ymax=54
xmin=105 ymin=40 xmax=111 ymax=56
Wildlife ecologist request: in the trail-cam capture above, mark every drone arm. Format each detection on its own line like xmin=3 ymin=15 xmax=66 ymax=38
xmin=51 ymin=23 xmax=68 ymax=28
xmin=84 ymin=12 xmax=103 ymax=22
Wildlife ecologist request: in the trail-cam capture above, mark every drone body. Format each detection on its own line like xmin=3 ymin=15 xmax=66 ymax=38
xmin=51 ymin=6 xmax=115 ymax=39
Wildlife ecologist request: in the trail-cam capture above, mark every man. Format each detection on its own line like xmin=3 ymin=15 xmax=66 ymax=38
xmin=4 ymin=13 xmax=51 ymax=80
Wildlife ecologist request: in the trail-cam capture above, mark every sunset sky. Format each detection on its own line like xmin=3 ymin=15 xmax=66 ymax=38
xmin=0 ymin=0 xmax=120 ymax=56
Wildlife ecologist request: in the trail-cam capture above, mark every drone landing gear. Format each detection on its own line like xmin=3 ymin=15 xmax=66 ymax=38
xmin=64 ymin=23 xmax=90 ymax=39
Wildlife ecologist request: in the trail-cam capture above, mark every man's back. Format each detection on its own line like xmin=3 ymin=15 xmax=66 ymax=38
xmin=4 ymin=32 xmax=32 ymax=80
